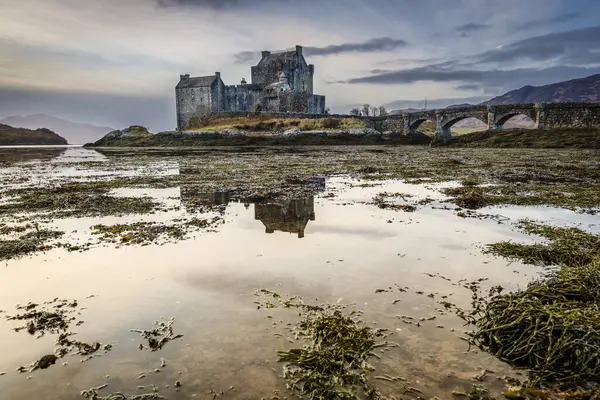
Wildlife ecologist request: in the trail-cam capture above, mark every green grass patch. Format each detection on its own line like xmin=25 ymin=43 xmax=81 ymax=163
xmin=439 ymin=128 xmax=600 ymax=149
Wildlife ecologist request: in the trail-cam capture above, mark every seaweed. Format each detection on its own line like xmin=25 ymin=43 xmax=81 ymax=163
xmin=130 ymin=318 xmax=183 ymax=351
xmin=254 ymin=289 xmax=396 ymax=399
xmin=485 ymin=220 xmax=600 ymax=266
xmin=5 ymin=298 xmax=111 ymax=372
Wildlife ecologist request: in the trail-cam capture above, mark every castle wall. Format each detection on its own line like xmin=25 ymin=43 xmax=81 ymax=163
xmin=176 ymin=86 xmax=212 ymax=130
xmin=224 ymin=85 xmax=262 ymax=112
xmin=308 ymin=95 xmax=325 ymax=114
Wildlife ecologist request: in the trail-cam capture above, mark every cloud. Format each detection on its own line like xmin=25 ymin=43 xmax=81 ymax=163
xmin=454 ymin=23 xmax=491 ymax=33
xmin=341 ymin=64 xmax=600 ymax=94
xmin=455 ymin=84 xmax=481 ymax=91
xmin=304 ymin=37 xmax=408 ymax=56
xmin=513 ymin=12 xmax=580 ymax=31
xmin=232 ymin=37 xmax=409 ymax=64
xmin=476 ymin=24 xmax=600 ymax=65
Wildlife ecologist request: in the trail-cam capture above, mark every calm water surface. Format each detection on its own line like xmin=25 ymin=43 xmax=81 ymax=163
xmin=0 ymin=147 xmax=598 ymax=400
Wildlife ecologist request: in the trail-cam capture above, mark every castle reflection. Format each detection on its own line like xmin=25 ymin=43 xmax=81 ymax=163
xmin=179 ymin=182 xmax=323 ymax=239
xmin=254 ymin=196 xmax=315 ymax=238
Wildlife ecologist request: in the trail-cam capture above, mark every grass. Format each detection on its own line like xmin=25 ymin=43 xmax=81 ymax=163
xmin=185 ymin=114 xmax=367 ymax=132
xmin=440 ymin=127 xmax=600 ymax=148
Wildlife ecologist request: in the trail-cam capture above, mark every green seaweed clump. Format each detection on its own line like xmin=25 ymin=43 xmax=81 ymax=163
xmin=278 ymin=309 xmax=382 ymax=399
xmin=485 ymin=220 xmax=600 ymax=266
xmin=473 ymin=220 xmax=600 ymax=394
xmin=0 ymin=228 xmax=64 ymax=261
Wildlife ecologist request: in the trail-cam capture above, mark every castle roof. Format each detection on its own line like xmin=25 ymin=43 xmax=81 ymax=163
xmin=258 ymin=50 xmax=297 ymax=65
xmin=176 ymin=75 xmax=216 ymax=89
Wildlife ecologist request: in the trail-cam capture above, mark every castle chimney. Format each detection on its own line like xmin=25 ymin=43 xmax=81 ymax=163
xmin=179 ymin=74 xmax=190 ymax=84
xmin=241 ymin=77 xmax=247 ymax=85
xmin=215 ymin=71 xmax=221 ymax=80
xmin=261 ymin=50 xmax=271 ymax=58
xmin=296 ymin=45 xmax=303 ymax=55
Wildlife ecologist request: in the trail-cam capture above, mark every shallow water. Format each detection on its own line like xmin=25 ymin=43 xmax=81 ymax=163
xmin=0 ymin=147 xmax=599 ymax=400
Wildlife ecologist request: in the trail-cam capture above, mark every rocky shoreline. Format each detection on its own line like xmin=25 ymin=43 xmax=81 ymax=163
xmin=85 ymin=126 xmax=431 ymax=147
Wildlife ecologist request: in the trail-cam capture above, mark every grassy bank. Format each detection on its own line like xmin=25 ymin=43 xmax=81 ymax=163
xmin=185 ymin=114 xmax=367 ymax=132
xmin=0 ymin=124 xmax=68 ymax=145
xmin=87 ymin=131 xmax=431 ymax=147
xmin=439 ymin=127 xmax=600 ymax=148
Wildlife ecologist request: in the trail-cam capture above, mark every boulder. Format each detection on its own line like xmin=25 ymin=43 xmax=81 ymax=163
xmin=103 ymin=125 xmax=152 ymax=139
xmin=280 ymin=127 xmax=302 ymax=136
xmin=347 ymin=128 xmax=382 ymax=136
xmin=220 ymin=128 xmax=245 ymax=136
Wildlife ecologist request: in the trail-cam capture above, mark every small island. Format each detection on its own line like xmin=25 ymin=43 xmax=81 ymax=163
xmin=0 ymin=123 xmax=68 ymax=145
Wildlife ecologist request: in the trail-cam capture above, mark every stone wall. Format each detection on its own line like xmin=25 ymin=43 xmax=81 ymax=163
xmin=176 ymin=86 xmax=212 ymax=130
xmin=539 ymin=102 xmax=600 ymax=128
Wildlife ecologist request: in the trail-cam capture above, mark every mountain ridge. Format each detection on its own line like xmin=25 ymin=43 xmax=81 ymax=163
xmin=0 ymin=114 xmax=113 ymax=145
xmin=484 ymin=74 xmax=600 ymax=105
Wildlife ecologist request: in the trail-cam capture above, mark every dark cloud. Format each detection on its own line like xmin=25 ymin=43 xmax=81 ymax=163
xmin=513 ymin=12 xmax=580 ymax=31
xmin=233 ymin=37 xmax=409 ymax=64
xmin=304 ymin=37 xmax=408 ymax=56
xmin=341 ymin=64 xmax=600 ymax=94
xmin=0 ymin=86 xmax=174 ymax=132
xmin=455 ymin=84 xmax=482 ymax=91
xmin=477 ymin=25 xmax=600 ymax=64
xmin=341 ymin=24 xmax=600 ymax=94
xmin=454 ymin=23 xmax=491 ymax=33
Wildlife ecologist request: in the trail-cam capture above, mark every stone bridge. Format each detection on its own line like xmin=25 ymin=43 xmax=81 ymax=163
xmin=370 ymin=102 xmax=600 ymax=138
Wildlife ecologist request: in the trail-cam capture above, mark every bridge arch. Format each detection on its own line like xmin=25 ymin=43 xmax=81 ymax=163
xmin=409 ymin=118 xmax=435 ymax=131
xmin=440 ymin=115 xmax=488 ymax=136
xmin=495 ymin=113 xmax=537 ymax=129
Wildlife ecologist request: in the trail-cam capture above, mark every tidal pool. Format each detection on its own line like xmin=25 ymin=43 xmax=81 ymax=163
xmin=0 ymin=146 xmax=598 ymax=400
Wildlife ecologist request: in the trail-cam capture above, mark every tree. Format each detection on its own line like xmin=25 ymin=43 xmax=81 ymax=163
xmin=324 ymin=107 xmax=331 ymax=115
xmin=349 ymin=108 xmax=361 ymax=116
xmin=362 ymin=104 xmax=371 ymax=116
xmin=378 ymin=105 xmax=388 ymax=116
xmin=370 ymin=106 xmax=378 ymax=117
xmin=253 ymin=103 xmax=262 ymax=114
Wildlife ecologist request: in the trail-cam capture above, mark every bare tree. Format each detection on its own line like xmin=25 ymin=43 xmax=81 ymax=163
xmin=378 ymin=105 xmax=388 ymax=116
xmin=362 ymin=104 xmax=371 ymax=116
xmin=370 ymin=106 xmax=378 ymax=117
xmin=349 ymin=108 xmax=361 ymax=116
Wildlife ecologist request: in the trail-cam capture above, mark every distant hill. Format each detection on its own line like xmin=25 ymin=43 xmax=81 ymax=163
xmin=485 ymin=74 xmax=600 ymax=105
xmin=0 ymin=123 xmax=68 ymax=145
xmin=0 ymin=114 xmax=113 ymax=145
xmin=389 ymin=108 xmax=424 ymax=115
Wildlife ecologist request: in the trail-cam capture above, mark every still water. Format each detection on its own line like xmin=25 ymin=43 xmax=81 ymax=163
xmin=0 ymin=147 xmax=598 ymax=400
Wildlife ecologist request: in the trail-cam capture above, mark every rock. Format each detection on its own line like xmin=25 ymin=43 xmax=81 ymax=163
xmin=347 ymin=128 xmax=382 ymax=136
xmin=280 ymin=128 xmax=302 ymax=136
xmin=220 ymin=128 xmax=245 ymax=136
xmin=304 ymin=130 xmax=328 ymax=136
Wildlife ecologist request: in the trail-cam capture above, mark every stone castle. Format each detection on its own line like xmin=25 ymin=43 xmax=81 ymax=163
xmin=175 ymin=45 xmax=326 ymax=130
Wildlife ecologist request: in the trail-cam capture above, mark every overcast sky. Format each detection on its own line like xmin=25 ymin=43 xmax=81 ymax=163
xmin=1 ymin=0 xmax=600 ymax=131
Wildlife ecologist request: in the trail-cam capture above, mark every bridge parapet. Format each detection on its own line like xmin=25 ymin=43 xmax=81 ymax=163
xmin=373 ymin=102 xmax=600 ymax=138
